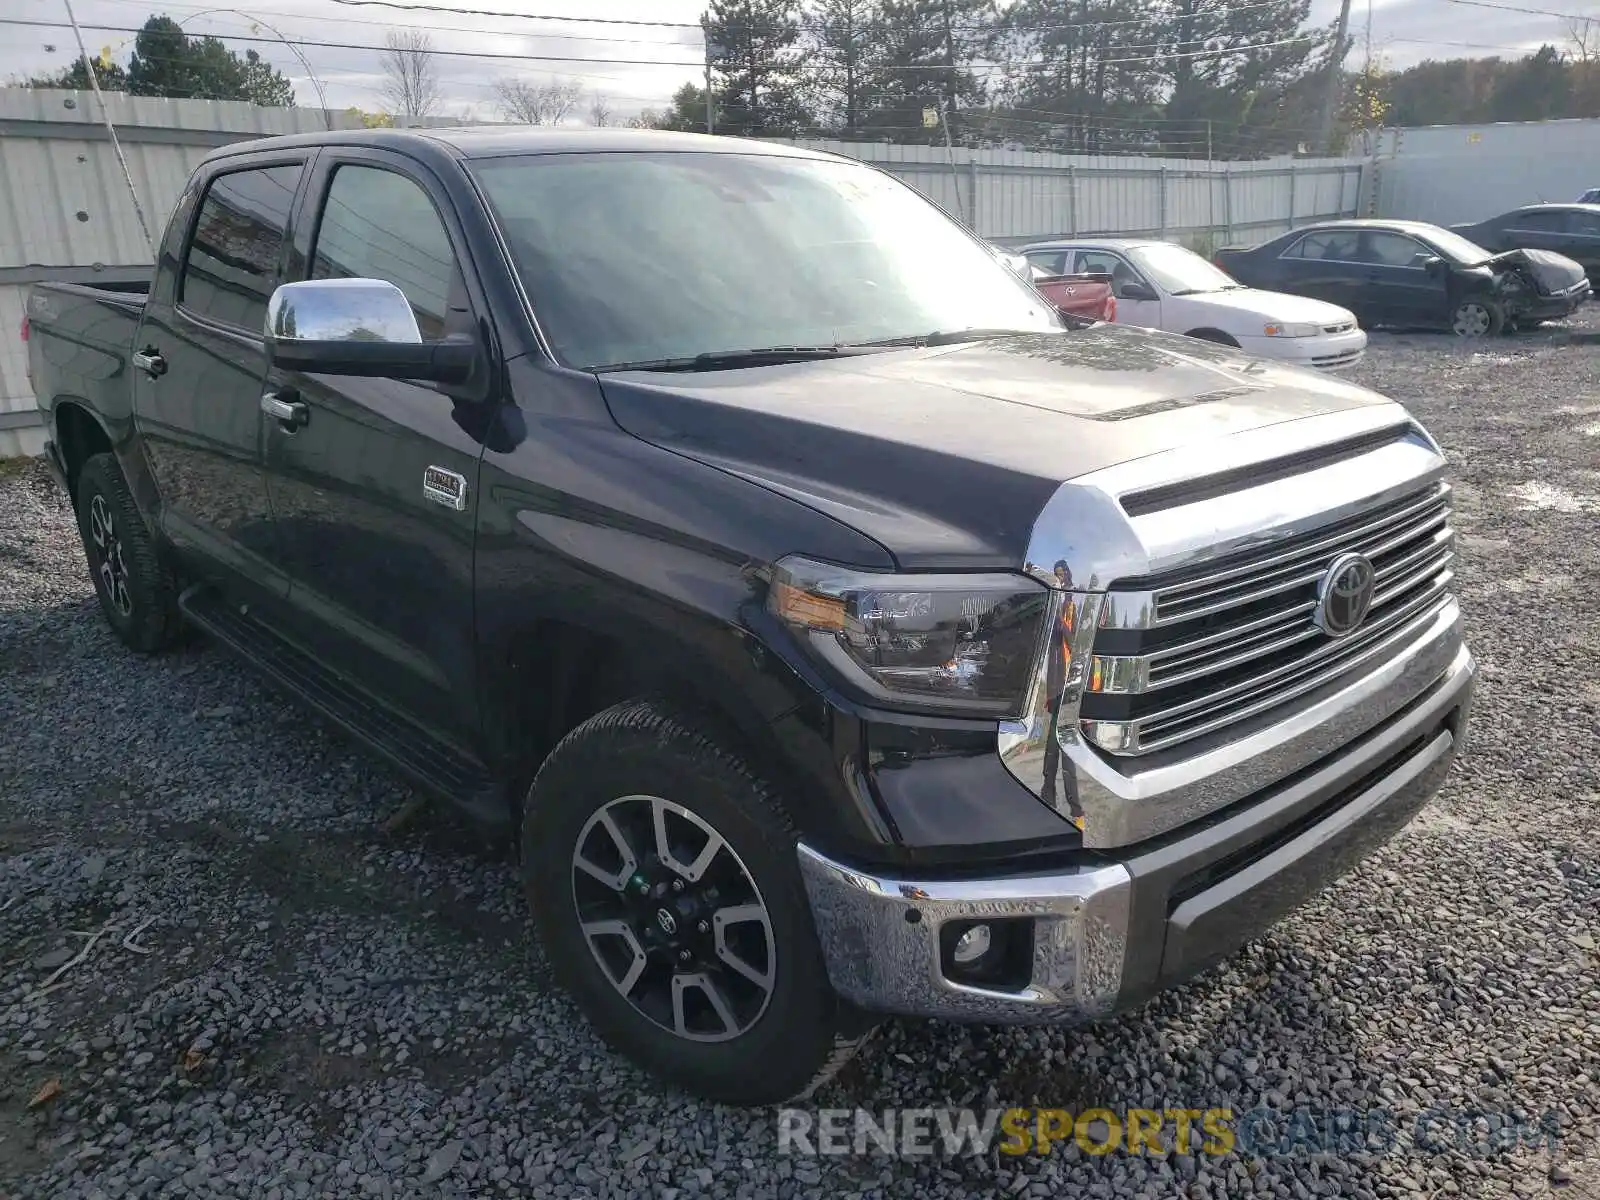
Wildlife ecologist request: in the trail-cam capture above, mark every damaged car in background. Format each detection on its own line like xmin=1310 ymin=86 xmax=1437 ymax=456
xmin=1214 ymin=218 xmax=1591 ymax=336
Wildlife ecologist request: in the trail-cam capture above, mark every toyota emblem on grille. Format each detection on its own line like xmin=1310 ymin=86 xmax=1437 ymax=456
xmin=1315 ymin=552 xmax=1376 ymax=637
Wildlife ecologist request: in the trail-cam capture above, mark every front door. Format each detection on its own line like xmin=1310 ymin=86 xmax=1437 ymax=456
xmin=1556 ymin=209 xmax=1600 ymax=282
xmin=1357 ymin=231 xmax=1449 ymax=327
xmin=132 ymin=157 xmax=311 ymax=609
xmin=261 ymin=150 xmax=496 ymax=752
xmin=1075 ymin=249 xmax=1160 ymax=329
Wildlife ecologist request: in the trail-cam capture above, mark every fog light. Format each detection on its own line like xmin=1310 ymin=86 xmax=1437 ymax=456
xmin=951 ymin=923 xmax=992 ymax=965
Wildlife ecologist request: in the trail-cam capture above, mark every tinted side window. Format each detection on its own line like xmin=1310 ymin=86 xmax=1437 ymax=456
xmin=1512 ymin=210 xmax=1566 ymax=232
xmin=180 ymin=164 xmax=303 ymax=331
xmin=1569 ymin=210 xmax=1600 ymax=236
xmin=1078 ymin=250 xmax=1133 ymax=279
xmin=1361 ymin=232 xmax=1428 ymax=267
xmin=311 ymin=165 xmax=457 ymax=340
xmin=1285 ymin=231 xmax=1360 ymax=261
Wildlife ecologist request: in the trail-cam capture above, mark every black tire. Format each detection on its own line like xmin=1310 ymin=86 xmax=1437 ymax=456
xmin=1451 ymin=297 xmax=1505 ymax=338
xmin=522 ymin=698 xmax=876 ymax=1106
xmin=73 ymin=453 xmax=183 ymax=653
xmin=1185 ymin=328 xmax=1240 ymax=346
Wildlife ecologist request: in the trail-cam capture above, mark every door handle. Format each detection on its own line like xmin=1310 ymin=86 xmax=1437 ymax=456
xmin=132 ymin=348 xmax=167 ymax=378
xmin=260 ymin=390 xmax=309 ymax=430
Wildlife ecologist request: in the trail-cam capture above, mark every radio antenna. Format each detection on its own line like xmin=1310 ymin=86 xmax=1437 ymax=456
xmin=61 ymin=0 xmax=156 ymax=257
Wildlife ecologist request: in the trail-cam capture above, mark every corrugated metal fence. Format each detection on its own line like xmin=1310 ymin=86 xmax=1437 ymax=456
xmin=1369 ymin=119 xmax=1600 ymax=228
xmin=775 ymin=139 xmax=1368 ymax=250
xmin=0 ymin=87 xmax=1369 ymax=455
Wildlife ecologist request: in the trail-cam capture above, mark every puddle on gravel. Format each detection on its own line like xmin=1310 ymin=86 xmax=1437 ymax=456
xmin=1506 ymin=481 xmax=1600 ymax=513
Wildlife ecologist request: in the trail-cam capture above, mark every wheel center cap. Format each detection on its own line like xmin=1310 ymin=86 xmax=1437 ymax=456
xmin=655 ymin=908 xmax=678 ymax=936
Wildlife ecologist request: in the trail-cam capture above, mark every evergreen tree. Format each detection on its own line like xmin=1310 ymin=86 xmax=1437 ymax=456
xmin=866 ymin=0 xmax=994 ymax=142
xmin=704 ymin=0 xmax=812 ymax=136
xmin=1153 ymin=0 xmax=1322 ymax=155
xmin=1490 ymin=45 xmax=1570 ymax=121
xmin=805 ymin=0 xmax=884 ymax=136
xmin=123 ymin=16 xmax=295 ymax=105
xmin=24 ymin=56 xmax=131 ymax=92
xmin=993 ymin=0 xmax=1164 ymax=153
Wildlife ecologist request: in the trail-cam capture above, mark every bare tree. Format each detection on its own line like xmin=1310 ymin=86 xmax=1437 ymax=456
xmin=380 ymin=30 xmax=441 ymax=121
xmin=589 ymin=90 xmax=613 ymax=127
xmin=494 ymin=77 xmax=584 ymax=125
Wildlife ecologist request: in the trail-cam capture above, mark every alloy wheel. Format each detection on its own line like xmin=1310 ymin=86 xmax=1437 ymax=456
xmin=1452 ymin=302 xmax=1492 ymax=337
xmin=570 ymin=794 xmax=775 ymax=1043
xmin=88 ymin=494 xmax=132 ymax=617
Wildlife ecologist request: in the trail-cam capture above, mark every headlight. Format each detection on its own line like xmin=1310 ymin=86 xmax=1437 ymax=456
xmin=1263 ymin=321 xmax=1319 ymax=338
xmin=768 ymin=556 xmax=1051 ymax=717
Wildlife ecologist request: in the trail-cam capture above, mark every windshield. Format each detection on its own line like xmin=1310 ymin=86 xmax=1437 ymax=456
xmin=1126 ymin=243 xmax=1242 ymax=294
xmin=1418 ymin=227 xmax=1494 ymax=265
xmin=470 ymin=151 xmax=1058 ymax=370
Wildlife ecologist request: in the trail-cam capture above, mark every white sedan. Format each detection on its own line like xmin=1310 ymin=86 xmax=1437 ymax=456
xmin=1020 ymin=237 xmax=1367 ymax=370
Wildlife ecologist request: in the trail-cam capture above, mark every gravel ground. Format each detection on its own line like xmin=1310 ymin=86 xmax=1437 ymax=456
xmin=2 ymin=314 xmax=1599 ymax=1200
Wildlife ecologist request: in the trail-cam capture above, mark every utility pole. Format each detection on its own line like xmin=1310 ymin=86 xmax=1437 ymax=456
xmin=1317 ymin=0 xmax=1354 ymax=153
xmin=703 ymin=19 xmax=716 ymax=134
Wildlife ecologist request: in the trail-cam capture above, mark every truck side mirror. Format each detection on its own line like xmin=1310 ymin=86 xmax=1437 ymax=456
xmin=264 ymin=278 xmax=474 ymax=384
xmin=1419 ymin=255 xmax=1444 ymax=276
xmin=1115 ymin=279 xmax=1156 ymax=302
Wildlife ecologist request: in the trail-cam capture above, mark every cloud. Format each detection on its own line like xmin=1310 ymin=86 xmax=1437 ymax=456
xmin=1 ymin=0 xmax=709 ymax=119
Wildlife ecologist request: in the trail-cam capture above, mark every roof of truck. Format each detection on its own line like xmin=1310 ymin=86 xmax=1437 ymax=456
xmin=204 ymin=125 xmax=839 ymax=164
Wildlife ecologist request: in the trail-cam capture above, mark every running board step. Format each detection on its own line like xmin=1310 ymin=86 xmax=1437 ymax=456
xmin=178 ymin=585 xmax=508 ymax=829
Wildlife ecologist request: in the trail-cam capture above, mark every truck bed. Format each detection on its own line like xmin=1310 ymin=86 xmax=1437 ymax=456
xmin=26 ymin=279 xmax=150 ymax=435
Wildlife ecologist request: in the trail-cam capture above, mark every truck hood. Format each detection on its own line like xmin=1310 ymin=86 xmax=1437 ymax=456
xmin=598 ymin=323 xmax=1399 ymax=570
xmin=1174 ymin=287 xmax=1355 ymax=326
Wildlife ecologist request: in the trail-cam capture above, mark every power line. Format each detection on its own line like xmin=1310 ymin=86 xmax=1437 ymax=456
xmin=325 ymin=0 xmax=703 ymax=28
xmin=1438 ymin=0 xmax=1599 ymax=20
xmin=81 ymin=0 xmax=702 ymax=49
xmin=5 ymin=17 xmax=1323 ymax=75
xmin=1 ymin=17 xmax=706 ymax=67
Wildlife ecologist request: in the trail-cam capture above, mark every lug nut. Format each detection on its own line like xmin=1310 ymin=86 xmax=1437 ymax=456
xmin=678 ymin=949 xmax=692 ymax=962
xmin=697 ymin=920 xmax=709 ymax=934
xmin=671 ymin=879 xmax=684 ymax=892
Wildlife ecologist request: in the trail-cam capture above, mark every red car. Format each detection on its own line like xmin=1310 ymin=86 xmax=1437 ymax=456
xmin=991 ymin=245 xmax=1115 ymax=323
xmin=1030 ymin=267 xmax=1116 ymax=323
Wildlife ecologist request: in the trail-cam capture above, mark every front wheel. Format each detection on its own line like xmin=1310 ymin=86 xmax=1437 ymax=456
xmin=1451 ymin=298 xmax=1505 ymax=338
xmin=522 ymin=699 xmax=875 ymax=1105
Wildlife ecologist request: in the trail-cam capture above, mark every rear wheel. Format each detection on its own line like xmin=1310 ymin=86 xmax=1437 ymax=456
xmin=522 ymin=699 xmax=876 ymax=1105
xmin=73 ymin=453 xmax=183 ymax=653
xmin=1451 ymin=298 xmax=1504 ymax=338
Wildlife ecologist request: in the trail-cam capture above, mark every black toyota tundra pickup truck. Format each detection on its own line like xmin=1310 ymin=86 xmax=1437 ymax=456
xmin=26 ymin=128 xmax=1476 ymax=1106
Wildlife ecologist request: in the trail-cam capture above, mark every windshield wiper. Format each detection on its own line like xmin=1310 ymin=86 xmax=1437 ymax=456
xmin=593 ymin=345 xmax=860 ymax=373
xmin=850 ymin=328 xmax=1040 ymax=349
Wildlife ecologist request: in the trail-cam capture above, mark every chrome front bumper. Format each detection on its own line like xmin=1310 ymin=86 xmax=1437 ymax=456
xmin=797 ymin=641 xmax=1475 ymax=1024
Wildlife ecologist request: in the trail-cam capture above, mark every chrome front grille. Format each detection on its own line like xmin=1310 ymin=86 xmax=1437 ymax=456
xmin=1080 ymin=482 xmax=1455 ymax=756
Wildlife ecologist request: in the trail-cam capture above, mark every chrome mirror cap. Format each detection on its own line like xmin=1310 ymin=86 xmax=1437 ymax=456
xmin=265 ymin=278 xmax=422 ymax=345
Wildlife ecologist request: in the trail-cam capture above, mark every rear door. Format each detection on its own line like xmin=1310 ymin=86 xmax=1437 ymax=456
xmin=1498 ymin=208 xmax=1570 ymax=255
xmin=1272 ymin=230 xmax=1364 ymax=313
xmin=132 ymin=153 xmax=312 ymax=609
xmin=260 ymin=147 xmax=496 ymax=751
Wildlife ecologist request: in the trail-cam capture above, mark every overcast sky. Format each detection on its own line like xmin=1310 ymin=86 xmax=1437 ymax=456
xmin=0 ymin=0 xmax=1586 ymax=123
